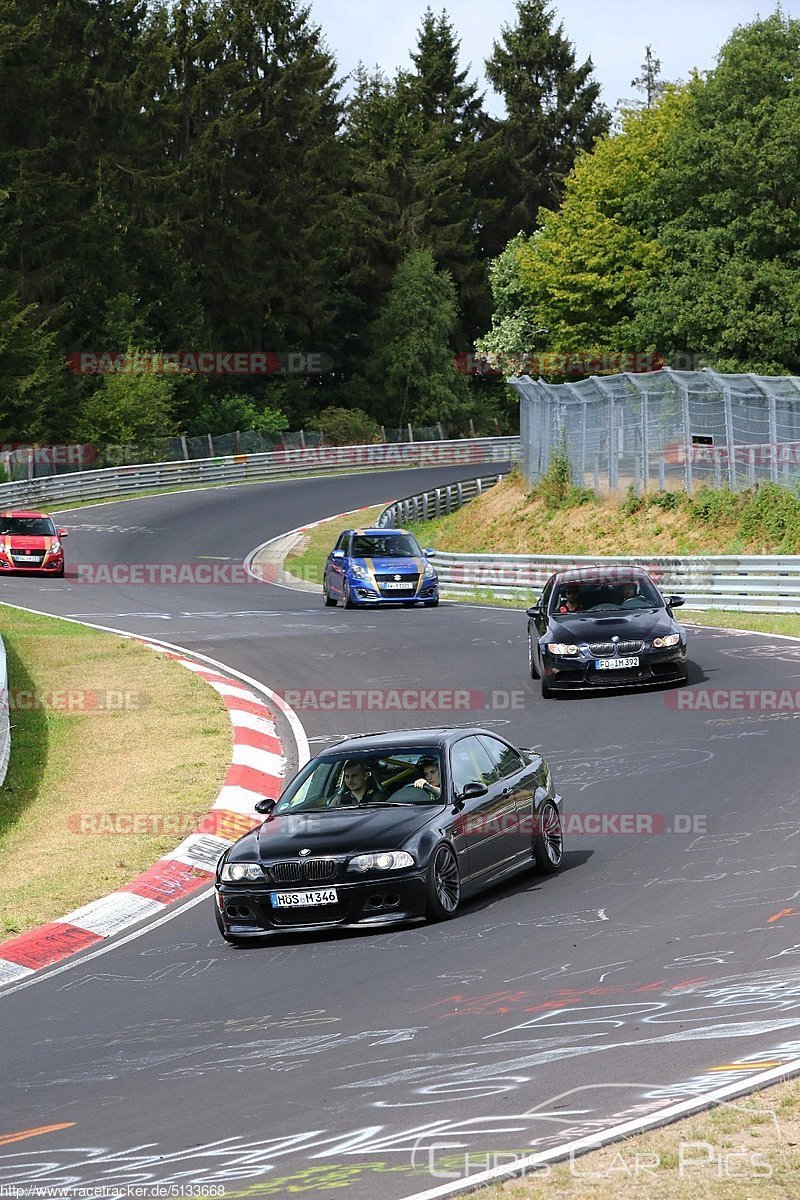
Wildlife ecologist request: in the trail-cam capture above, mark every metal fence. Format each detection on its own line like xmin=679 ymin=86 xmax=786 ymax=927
xmin=0 ymin=636 xmax=9 ymax=787
xmin=511 ymin=368 xmax=800 ymax=493
xmin=0 ymin=437 xmax=520 ymax=511
xmin=378 ymin=478 xmax=800 ymax=612
xmin=378 ymin=475 xmax=506 ymax=528
xmin=2 ymin=423 xmax=460 ymax=481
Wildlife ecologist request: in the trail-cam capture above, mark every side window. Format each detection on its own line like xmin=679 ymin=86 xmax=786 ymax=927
xmin=334 ymin=532 xmax=350 ymax=553
xmin=479 ymin=735 xmax=524 ymax=779
xmin=540 ymin=578 xmax=553 ymax=612
xmin=450 ymin=736 xmax=499 ymax=791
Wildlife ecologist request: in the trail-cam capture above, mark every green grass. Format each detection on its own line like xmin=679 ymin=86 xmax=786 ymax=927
xmin=0 ymin=606 xmax=230 ymax=938
xmin=285 ymin=502 xmax=388 ymax=586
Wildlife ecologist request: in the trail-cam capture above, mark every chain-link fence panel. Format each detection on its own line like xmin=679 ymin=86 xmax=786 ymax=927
xmin=511 ymin=369 xmax=800 ymax=493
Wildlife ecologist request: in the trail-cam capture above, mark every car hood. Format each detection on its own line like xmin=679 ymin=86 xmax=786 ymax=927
xmin=232 ymin=805 xmax=442 ymax=860
xmin=549 ymin=608 xmax=677 ymax=642
xmin=5 ymin=535 xmax=51 ymax=550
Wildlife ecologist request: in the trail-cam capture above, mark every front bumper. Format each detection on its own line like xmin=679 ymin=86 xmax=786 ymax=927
xmin=0 ymin=555 xmax=63 ymax=573
xmin=542 ymin=646 xmax=687 ymax=691
xmin=350 ymin=583 xmax=439 ymax=605
xmin=215 ymin=870 xmax=429 ymax=937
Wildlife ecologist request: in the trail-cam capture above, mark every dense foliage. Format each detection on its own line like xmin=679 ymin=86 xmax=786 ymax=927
xmin=0 ymin=0 xmax=606 ymax=441
xmin=482 ymin=13 xmax=800 ymax=381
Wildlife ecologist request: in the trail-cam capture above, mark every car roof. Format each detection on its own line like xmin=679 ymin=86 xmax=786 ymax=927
xmin=0 ymin=510 xmax=51 ymax=519
xmin=553 ymin=565 xmax=652 ymax=585
xmin=316 ymin=727 xmax=503 ymax=756
xmin=350 ymin=527 xmax=410 ymax=537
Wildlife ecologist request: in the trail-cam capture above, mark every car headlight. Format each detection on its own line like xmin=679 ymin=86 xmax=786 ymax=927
xmin=350 ymin=563 xmax=373 ymax=583
xmin=48 ymin=540 xmax=61 ymax=555
xmin=220 ymin=861 xmax=264 ymax=882
xmin=549 ymin=643 xmax=579 ymax=656
xmin=653 ymin=633 xmax=681 ymax=648
xmin=349 ymin=851 xmax=415 ymax=872
xmin=423 ymin=561 xmax=436 ymax=579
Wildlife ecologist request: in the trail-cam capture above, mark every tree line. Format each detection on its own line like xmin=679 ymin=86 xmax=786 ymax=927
xmin=480 ymin=13 xmax=800 ymax=381
xmin=0 ymin=0 xmax=607 ymax=444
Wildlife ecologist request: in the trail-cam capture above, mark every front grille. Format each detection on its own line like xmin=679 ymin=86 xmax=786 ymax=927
xmin=268 ymin=859 xmax=339 ymax=884
xmin=589 ymin=640 xmax=644 ymax=657
xmin=305 ymin=858 xmax=337 ymax=882
xmin=270 ymin=861 xmax=304 ymax=884
xmin=374 ymin=573 xmax=419 ymax=583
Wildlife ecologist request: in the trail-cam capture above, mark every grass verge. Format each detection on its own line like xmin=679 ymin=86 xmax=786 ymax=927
xmin=0 ymin=606 xmax=230 ymax=939
xmin=285 ymin=503 xmax=387 ymax=586
xmin=476 ymin=1079 xmax=799 ymax=1200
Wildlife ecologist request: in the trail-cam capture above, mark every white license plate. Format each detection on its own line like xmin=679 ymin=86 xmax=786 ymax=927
xmin=382 ymin=582 xmax=415 ymax=590
xmin=596 ymin=656 xmax=640 ymax=670
xmin=270 ymin=889 xmax=338 ymax=908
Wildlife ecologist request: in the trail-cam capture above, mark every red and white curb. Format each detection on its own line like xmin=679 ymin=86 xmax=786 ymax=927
xmin=244 ymin=503 xmax=389 ymax=591
xmin=0 ymin=643 xmax=285 ymax=986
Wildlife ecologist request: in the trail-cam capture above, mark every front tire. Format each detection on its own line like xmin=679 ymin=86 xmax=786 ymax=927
xmin=528 ymin=634 xmax=540 ymax=678
xmin=533 ymin=800 xmax=563 ymax=874
xmin=425 ymin=843 xmax=461 ymax=921
xmin=214 ymin=903 xmax=249 ymax=946
xmin=342 ymin=579 xmax=356 ymax=609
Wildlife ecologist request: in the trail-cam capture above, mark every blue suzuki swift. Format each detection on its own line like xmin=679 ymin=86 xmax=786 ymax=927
xmin=323 ymin=527 xmax=439 ymax=608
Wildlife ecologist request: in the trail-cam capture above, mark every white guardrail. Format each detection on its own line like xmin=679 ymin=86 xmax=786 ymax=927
xmin=0 ymin=636 xmax=9 ymax=786
xmin=379 ymin=477 xmax=800 ymax=613
xmin=0 ymin=437 xmax=520 ymax=509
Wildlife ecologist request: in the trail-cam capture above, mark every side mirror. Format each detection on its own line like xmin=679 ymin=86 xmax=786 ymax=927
xmin=254 ymin=798 xmax=276 ymax=816
xmin=526 ymin=605 xmax=543 ymax=618
xmin=58 ymin=528 xmax=69 ymax=538
xmin=459 ymin=781 xmax=488 ymax=801
xmin=667 ymin=595 xmax=685 ymax=609
xmin=331 ymin=549 xmax=345 ymax=559
xmin=424 ymin=548 xmax=437 ymax=558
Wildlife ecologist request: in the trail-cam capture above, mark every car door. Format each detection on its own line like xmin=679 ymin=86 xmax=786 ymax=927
xmin=478 ymin=735 xmax=540 ymax=863
xmin=532 ymin=576 xmax=554 ymax=674
xmin=449 ymin=735 xmax=514 ymax=882
xmin=326 ymin=532 xmax=350 ymax=597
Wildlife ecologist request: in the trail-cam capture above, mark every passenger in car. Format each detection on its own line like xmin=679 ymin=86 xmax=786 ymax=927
xmin=413 ymin=755 xmax=442 ymax=798
xmin=558 ymin=584 xmax=583 ymax=613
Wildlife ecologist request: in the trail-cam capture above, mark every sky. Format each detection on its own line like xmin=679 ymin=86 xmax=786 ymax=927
xmin=308 ymin=0 xmax=795 ymax=114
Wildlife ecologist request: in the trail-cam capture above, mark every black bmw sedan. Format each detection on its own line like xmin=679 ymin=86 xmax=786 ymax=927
xmin=527 ymin=567 xmax=688 ymax=697
xmin=214 ymin=728 xmax=564 ymax=943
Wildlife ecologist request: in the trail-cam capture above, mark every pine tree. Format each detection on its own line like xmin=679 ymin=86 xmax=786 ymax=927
xmin=631 ymin=46 xmax=667 ymax=108
xmin=483 ymin=0 xmax=609 ymax=252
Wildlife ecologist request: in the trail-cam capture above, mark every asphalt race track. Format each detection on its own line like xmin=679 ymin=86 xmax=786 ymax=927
xmin=2 ymin=465 xmax=800 ymax=1197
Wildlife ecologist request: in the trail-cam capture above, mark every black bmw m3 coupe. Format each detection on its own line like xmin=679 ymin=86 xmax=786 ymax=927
xmin=214 ymin=727 xmax=564 ymax=943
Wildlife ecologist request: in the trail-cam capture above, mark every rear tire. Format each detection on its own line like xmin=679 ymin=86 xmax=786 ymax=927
xmin=323 ymin=576 xmax=337 ymax=606
xmin=533 ymin=800 xmax=563 ymax=874
xmin=342 ymin=579 xmax=356 ymax=609
xmin=425 ymin=843 xmax=461 ymax=921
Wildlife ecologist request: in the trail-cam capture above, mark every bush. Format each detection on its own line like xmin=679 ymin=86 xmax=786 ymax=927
xmin=738 ymin=482 xmax=800 ymax=552
xmin=650 ymin=490 xmax=683 ymax=511
xmin=689 ymin=486 xmax=743 ymax=524
xmin=309 ymin=406 xmax=380 ymax=446
xmin=621 ymin=483 xmax=646 ymax=515
xmin=532 ymin=445 xmax=594 ymax=510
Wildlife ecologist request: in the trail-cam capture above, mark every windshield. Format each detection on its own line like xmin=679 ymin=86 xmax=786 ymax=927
xmin=275 ymin=747 xmax=444 ymax=812
xmin=550 ymin=577 xmax=664 ymax=615
xmin=0 ymin=516 xmax=55 ymax=536
xmin=350 ymin=533 xmax=421 ymax=559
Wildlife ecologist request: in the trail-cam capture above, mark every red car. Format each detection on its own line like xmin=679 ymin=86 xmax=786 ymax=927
xmin=0 ymin=510 xmax=68 ymax=576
